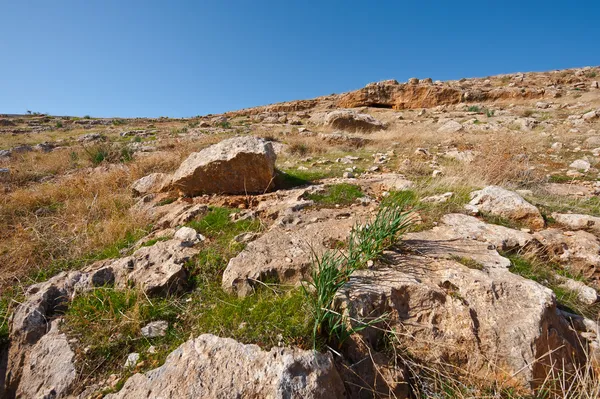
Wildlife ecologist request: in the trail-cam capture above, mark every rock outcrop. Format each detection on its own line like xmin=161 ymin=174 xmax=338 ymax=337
xmin=322 ymin=110 xmax=385 ymax=132
xmin=337 ymin=255 xmax=583 ymax=389
xmin=3 ymin=236 xmax=200 ymax=397
xmin=337 ymin=80 xmax=463 ymax=109
xmin=167 ymin=136 xmax=277 ymax=196
xmin=105 ymin=334 xmax=345 ymax=399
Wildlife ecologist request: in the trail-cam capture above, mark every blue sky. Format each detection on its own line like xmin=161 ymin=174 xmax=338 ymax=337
xmin=1 ymin=1 xmax=599 ymax=118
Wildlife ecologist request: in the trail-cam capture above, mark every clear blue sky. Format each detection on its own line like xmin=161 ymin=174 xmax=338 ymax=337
xmin=2 ymin=1 xmax=599 ymax=118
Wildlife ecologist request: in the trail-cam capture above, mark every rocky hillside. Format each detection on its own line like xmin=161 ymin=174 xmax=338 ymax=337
xmin=1 ymin=66 xmax=600 ymax=398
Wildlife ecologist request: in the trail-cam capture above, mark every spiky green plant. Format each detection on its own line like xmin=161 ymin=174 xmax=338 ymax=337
xmin=303 ymin=204 xmax=413 ymax=349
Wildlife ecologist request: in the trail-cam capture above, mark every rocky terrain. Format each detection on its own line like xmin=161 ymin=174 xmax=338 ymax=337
xmin=1 ymin=66 xmax=600 ymax=398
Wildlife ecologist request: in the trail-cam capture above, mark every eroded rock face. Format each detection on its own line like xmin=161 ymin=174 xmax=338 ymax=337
xmin=337 ymin=255 xmax=583 ymax=389
xmin=469 ymin=186 xmax=545 ymax=230
xmin=105 ymin=334 xmax=345 ymax=399
xmin=16 ymin=319 xmax=76 ymax=399
xmin=337 ymin=80 xmax=463 ymax=109
xmin=322 ymin=110 xmax=385 ymax=132
xmin=168 ymin=136 xmax=277 ymax=196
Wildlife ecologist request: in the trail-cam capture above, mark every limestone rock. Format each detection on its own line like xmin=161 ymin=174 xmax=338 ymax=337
xmin=437 ymin=120 xmax=463 ymax=133
xmin=223 ymin=208 xmax=369 ymax=296
xmin=105 ymin=334 xmax=345 ymax=399
xmin=532 ymin=229 xmax=600 ymax=280
xmin=323 ymin=110 xmax=385 ymax=132
xmin=552 ymin=212 xmax=600 ymax=235
xmin=168 ymin=136 xmax=276 ymax=196
xmin=569 ymin=159 xmax=591 ymax=172
xmin=141 ymin=321 xmax=169 ymax=338
xmin=16 ymin=320 xmax=76 ymax=399
xmin=132 ymin=173 xmax=169 ymax=196
xmin=468 ymin=186 xmax=545 ymax=230
xmin=337 ymin=255 xmax=584 ymax=388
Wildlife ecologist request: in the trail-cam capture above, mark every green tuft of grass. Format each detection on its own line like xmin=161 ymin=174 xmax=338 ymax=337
xmin=305 ymin=183 xmax=363 ymax=208
xmin=84 ymin=144 xmax=134 ymax=166
xmin=304 ymin=203 xmax=413 ymax=349
xmin=467 ymin=105 xmax=481 ymax=113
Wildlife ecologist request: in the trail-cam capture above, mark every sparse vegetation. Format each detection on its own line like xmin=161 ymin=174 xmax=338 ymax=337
xmin=305 ymin=183 xmax=363 ymax=207
xmin=504 ymin=252 xmax=599 ymax=319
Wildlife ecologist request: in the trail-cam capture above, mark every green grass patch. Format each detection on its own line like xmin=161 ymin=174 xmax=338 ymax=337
xmin=275 ymin=168 xmax=334 ymax=189
xmin=305 ymin=183 xmax=363 ymax=208
xmin=84 ymin=143 xmax=134 ymax=166
xmin=381 ymin=186 xmax=473 ymax=231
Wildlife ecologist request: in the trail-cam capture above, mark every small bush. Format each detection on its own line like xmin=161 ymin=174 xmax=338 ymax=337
xmin=112 ymin=119 xmax=125 ymax=126
xmin=467 ymin=105 xmax=481 ymax=113
xmin=84 ymin=144 xmax=135 ymax=166
xmin=55 ymin=121 xmax=63 ymax=128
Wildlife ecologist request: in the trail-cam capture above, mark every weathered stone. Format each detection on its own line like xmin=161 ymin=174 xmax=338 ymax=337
xmin=552 ymin=213 xmax=600 ymax=235
xmin=582 ymin=110 xmax=599 ymax=121
xmin=124 ymin=352 xmax=140 ymax=369
xmin=105 ymin=334 xmax=345 ymax=399
xmin=141 ymin=320 xmax=169 ymax=338
xmin=468 ymin=186 xmax=545 ymax=230
xmin=223 ymin=207 xmax=370 ymax=296
xmin=323 ymin=110 xmax=385 ymax=132
xmin=168 ymin=136 xmax=276 ymax=196
xmin=132 ymin=173 xmax=169 ymax=196
xmin=173 ymin=226 xmax=202 ymax=247
xmin=569 ymin=159 xmax=591 ymax=172
xmin=532 ymin=229 xmax=600 ymax=280
xmin=437 ymin=120 xmax=463 ymax=133
xmin=556 ymin=277 xmax=599 ymax=305
xmin=4 ymin=272 xmax=83 ymax=397
xmin=16 ymin=320 xmax=76 ymax=399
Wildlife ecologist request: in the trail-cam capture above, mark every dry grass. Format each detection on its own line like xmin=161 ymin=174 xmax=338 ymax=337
xmin=0 ymin=150 xmax=186 ymax=290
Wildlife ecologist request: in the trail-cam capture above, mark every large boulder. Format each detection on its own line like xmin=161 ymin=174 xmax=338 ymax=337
xmin=167 ymin=136 xmax=276 ymax=196
xmin=323 ymin=110 xmax=385 ymax=132
xmin=468 ymin=186 xmax=545 ymax=230
xmin=337 ymin=255 xmax=584 ymax=389
xmin=105 ymin=334 xmax=345 ymax=399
